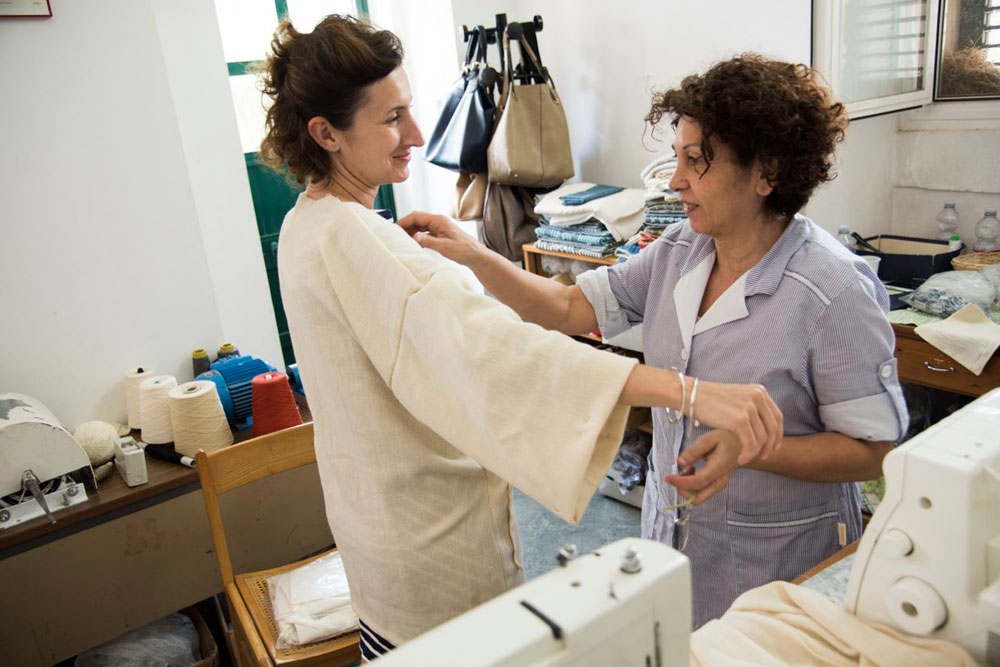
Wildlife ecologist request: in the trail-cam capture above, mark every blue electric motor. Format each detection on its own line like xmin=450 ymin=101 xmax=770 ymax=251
xmin=196 ymin=355 xmax=276 ymax=430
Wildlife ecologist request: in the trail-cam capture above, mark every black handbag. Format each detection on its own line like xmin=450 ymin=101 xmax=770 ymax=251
xmin=424 ymin=26 xmax=497 ymax=173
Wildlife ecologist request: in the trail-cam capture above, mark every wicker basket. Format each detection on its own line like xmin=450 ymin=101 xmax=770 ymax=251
xmin=951 ymin=251 xmax=1000 ymax=271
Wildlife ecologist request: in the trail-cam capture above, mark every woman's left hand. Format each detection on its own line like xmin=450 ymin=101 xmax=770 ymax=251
xmin=664 ymin=429 xmax=742 ymax=505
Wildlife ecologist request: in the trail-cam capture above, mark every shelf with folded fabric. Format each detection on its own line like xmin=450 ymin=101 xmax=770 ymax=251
xmin=521 ymin=242 xmax=638 ymax=352
xmin=521 ymin=242 xmax=617 ymax=275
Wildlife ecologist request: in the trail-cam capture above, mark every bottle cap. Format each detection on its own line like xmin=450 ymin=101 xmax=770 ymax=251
xmin=944 ymin=201 xmax=956 ymax=208
xmin=950 ymin=235 xmax=961 ymax=241
xmin=837 ymin=225 xmax=850 ymax=234
xmin=192 ymin=348 xmax=208 ymax=359
xmin=986 ymin=209 xmax=997 ymax=216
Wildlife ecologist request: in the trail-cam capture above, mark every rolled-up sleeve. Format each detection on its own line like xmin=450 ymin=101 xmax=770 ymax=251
xmin=808 ymin=280 xmax=909 ymax=442
xmin=577 ymin=237 xmax=664 ymax=339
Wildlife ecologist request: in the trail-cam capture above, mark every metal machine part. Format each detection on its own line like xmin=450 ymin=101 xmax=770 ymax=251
xmin=0 ymin=393 xmax=95 ymax=530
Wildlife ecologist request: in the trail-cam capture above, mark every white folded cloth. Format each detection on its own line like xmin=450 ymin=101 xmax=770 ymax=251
xmin=268 ymin=551 xmax=359 ymax=648
xmin=640 ymin=154 xmax=677 ymax=184
xmin=914 ymin=303 xmax=1000 ymax=375
xmin=690 ymin=581 xmax=976 ymax=666
xmin=534 ymin=183 xmax=645 ymax=241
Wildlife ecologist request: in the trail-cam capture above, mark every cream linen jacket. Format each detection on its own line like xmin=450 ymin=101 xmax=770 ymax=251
xmin=277 ymin=194 xmax=637 ymax=644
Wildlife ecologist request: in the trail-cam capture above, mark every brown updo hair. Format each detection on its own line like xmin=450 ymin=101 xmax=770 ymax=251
xmin=646 ymin=53 xmax=848 ymax=218
xmin=257 ymin=15 xmax=403 ymax=186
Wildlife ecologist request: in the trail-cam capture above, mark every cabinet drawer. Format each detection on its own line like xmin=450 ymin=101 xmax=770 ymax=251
xmin=894 ymin=336 xmax=1000 ymax=396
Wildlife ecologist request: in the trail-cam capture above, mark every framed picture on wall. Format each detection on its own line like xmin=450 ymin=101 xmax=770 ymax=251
xmin=935 ymin=0 xmax=1000 ymax=100
xmin=0 ymin=0 xmax=52 ymax=18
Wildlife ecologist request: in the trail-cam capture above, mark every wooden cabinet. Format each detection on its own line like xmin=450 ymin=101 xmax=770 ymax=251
xmin=892 ymin=324 xmax=1000 ymax=397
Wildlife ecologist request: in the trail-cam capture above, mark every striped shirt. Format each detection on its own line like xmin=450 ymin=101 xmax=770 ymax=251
xmin=577 ymin=214 xmax=908 ymax=627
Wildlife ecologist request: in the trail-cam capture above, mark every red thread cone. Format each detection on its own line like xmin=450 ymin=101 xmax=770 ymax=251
xmin=251 ymin=372 xmax=303 ymax=437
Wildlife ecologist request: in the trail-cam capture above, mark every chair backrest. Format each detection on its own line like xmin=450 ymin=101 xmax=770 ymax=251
xmin=196 ymin=422 xmax=316 ymax=586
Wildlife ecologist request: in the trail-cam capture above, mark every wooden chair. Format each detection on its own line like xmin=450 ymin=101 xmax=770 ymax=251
xmin=196 ymin=423 xmax=360 ymax=666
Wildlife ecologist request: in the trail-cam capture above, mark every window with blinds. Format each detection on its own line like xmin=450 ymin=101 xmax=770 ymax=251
xmin=814 ymin=0 xmax=940 ymax=117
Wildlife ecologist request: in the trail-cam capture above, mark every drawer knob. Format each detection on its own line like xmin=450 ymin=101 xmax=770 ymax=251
xmin=923 ymin=361 xmax=955 ymax=373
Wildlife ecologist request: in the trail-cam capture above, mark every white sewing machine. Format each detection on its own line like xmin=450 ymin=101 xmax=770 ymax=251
xmin=846 ymin=386 xmax=1000 ymax=665
xmin=378 ymin=538 xmax=691 ymax=666
xmin=382 ymin=389 xmax=1000 ymax=666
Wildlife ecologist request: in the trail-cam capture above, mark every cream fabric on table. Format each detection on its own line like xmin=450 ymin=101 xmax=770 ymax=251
xmin=915 ymin=303 xmax=1000 ymax=375
xmin=690 ymin=581 xmax=976 ymax=666
xmin=277 ymin=194 xmax=637 ymax=645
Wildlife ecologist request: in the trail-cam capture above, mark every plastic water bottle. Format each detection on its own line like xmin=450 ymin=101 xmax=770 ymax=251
xmin=836 ymin=225 xmax=857 ymax=252
xmin=974 ymin=209 xmax=999 ymax=252
xmin=935 ymin=201 xmax=959 ymax=240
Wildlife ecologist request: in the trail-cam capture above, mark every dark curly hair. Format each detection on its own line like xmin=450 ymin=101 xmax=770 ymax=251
xmin=646 ymin=53 xmax=848 ymax=217
xmin=256 ymin=15 xmax=403 ymax=186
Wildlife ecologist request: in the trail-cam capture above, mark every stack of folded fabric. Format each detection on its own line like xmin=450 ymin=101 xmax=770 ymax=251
xmin=614 ymin=156 xmax=689 ymax=262
xmin=534 ymin=219 xmax=621 ymax=259
xmin=641 ymin=154 xmax=686 ymax=229
xmin=534 ymin=183 xmax=645 ymax=257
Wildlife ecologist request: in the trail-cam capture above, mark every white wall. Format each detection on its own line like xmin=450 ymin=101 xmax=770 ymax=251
xmin=891 ymin=101 xmax=1000 ymax=243
xmin=448 ymin=0 xmax=811 ymax=188
xmin=0 ymin=0 xmax=280 ymax=428
xmin=804 ymin=113 xmax=898 ymax=237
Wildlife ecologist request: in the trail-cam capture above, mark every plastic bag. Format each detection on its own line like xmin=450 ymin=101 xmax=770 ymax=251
xmin=607 ymin=430 xmax=652 ymax=493
xmin=267 ymin=550 xmax=359 ymax=649
xmin=978 ymin=264 xmax=1000 ymax=311
xmin=75 ymin=612 xmax=200 ymax=666
xmin=900 ymin=270 xmax=995 ymax=318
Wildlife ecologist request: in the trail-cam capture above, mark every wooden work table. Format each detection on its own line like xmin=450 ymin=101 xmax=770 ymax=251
xmin=0 ymin=401 xmax=333 ymax=667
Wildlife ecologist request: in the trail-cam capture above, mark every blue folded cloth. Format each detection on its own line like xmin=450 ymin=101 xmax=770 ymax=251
xmin=559 ymin=184 xmax=625 ymax=206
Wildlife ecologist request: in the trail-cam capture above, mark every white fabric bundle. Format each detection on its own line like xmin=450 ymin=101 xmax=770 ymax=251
xmin=534 ymin=182 xmax=645 ymax=242
xmin=640 ymin=154 xmax=677 ymax=191
xmin=268 ymin=551 xmax=358 ymax=648
xmin=689 ymin=581 xmax=976 ymax=666
xmin=915 ymin=303 xmax=1000 ymax=375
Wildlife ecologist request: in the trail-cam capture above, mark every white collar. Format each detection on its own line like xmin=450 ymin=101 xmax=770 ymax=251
xmin=672 ymin=251 xmax=751 ymax=358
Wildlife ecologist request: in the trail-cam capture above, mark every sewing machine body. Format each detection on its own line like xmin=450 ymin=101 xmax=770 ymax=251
xmin=846 ymin=387 xmax=1000 ymax=664
xmin=377 ymin=538 xmax=690 ymax=666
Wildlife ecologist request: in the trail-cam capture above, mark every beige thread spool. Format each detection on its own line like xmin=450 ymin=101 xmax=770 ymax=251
xmin=168 ymin=381 xmax=233 ymax=457
xmin=139 ymin=375 xmax=177 ymax=444
xmin=125 ymin=366 xmax=155 ymax=429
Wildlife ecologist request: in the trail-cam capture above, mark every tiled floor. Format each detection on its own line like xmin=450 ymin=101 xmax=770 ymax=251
xmin=513 ymin=487 xmax=642 ymax=580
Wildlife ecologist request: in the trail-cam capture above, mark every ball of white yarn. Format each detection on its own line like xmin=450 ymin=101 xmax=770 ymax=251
xmin=73 ymin=421 xmax=118 ymax=466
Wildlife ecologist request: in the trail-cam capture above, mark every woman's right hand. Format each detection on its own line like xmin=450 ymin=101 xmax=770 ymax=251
xmin=397 ymin=211 xmax=483 ymax=267
xmin=690 ymin=380 xmax=783 ymax=465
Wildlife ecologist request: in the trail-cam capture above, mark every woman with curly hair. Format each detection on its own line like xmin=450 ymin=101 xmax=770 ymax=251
xmin=266 ymin=17 xmax=782 ymax=655
xmin=406 ymin=53 xmax=908 ymax=626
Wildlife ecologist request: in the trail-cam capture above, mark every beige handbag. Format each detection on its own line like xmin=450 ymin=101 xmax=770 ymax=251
xmin=453 ymin=172 xmax=488 ymax=220
xmin=487 ymin=32 xmax=574 ymax=188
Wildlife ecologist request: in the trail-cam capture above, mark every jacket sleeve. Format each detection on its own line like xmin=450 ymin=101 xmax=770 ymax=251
xmin=319 ymin=208 xmax=638 ymax=523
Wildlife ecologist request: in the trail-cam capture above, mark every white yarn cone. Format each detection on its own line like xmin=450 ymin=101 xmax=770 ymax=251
xmin=168 ymin=381 xmax=233 ymax=457
xmin=125 ymin=366 xmax=155 ymax=429
xmin=139 ymin=375 xmax=177 ymax=444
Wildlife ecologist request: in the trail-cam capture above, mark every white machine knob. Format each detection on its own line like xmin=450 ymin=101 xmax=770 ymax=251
xmin=879 ymin=528 xmax=914 ymax=557
xmin=885 ymin=577 xmax=947 ymax=635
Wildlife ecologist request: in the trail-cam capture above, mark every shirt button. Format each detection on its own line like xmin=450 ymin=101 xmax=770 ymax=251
xmin=880 ymin=365 xmax=892 ymax=379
